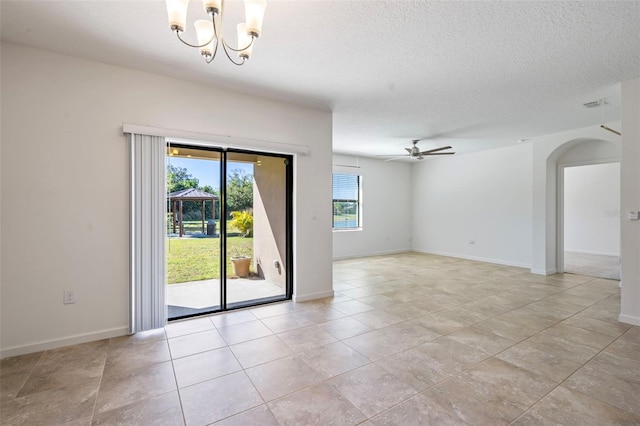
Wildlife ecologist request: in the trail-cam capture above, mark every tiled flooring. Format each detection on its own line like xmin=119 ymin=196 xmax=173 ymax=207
xmin=2 ymin=253 xmax=640 ymax=425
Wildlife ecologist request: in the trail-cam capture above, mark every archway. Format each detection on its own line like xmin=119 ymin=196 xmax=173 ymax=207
xmin=554 ymin=141 xmax=620 ymax=276
xmin=531 ymin=128 xmax=620 ymax=276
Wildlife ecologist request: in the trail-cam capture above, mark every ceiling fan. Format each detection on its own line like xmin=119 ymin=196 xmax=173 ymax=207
xmin=380 ymin=139 xmax=455 ymax=161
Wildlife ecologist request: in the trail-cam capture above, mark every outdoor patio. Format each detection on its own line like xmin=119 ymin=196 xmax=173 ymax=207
xmin=167 ymin=278 xmax=284 ymax=317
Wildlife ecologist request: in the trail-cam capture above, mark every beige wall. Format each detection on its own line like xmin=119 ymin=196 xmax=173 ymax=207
xmin=253 ymin=156 xmax=287 ymax=288
xmin=0 ymin=42 xmax=333 ymax=357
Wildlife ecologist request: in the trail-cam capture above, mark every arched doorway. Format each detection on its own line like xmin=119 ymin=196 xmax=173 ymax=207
xmin=552 ymin=139 xmax=620 ymax=276
xmin=557 ymin=157 xmax=620 ymax=279
xmin=531 ymin=131 xmax=621 ymax=276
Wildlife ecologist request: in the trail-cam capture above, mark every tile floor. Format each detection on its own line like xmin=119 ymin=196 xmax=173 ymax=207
xmin=1 ymin=253 xmax=639 ymax=425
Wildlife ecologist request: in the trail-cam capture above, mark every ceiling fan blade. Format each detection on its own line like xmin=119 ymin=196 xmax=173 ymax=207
xmin=405 ymin=147 xmax=413 ymax=154
xmin=424 ymin=152 xmax=455 ymax=155
xmin=420 ymin=146 xmax=453 ymax=155
xmin=377 ymin=154 xmax=411 ymax=158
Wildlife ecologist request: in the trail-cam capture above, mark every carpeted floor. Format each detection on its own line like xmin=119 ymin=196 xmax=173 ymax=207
xmin=564 ymin=251 xmax=620 ymax=280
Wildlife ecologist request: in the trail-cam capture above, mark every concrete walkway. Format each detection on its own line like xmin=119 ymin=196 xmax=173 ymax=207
xmin=166 ymin=278 xmax=284 ymax=309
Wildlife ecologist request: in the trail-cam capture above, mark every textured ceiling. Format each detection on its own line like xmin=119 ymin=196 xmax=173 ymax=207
xmin=2 ymin=1 xmax=639 ymax=157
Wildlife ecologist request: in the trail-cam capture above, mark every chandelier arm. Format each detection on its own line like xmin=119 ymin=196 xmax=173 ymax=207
xmin=175 ymin=30 xmax=217 ymax=49
xmin=209 ymin=13 xmax=241 ymax=64
xmin=221 ymin=43 xmax=247 ymax=66
xmin=205 ymin=39 xmax=220 ymax=64
xmin=221 ymin=36 xmax=255 ymax=53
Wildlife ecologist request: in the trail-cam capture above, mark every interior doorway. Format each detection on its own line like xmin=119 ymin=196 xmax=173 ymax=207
xmin=562 ymin=162 xmax=621 ymax=280
xmin=165 ymin=143 xmax=292 ymax=320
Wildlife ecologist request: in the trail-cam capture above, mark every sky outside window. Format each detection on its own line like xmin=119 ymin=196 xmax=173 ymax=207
xmin=168 ymin=157 xmax=254 ymax=190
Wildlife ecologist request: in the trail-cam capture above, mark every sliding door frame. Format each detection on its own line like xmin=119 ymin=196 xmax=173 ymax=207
xmin=167 ymin=143 xmax=293 ymax=320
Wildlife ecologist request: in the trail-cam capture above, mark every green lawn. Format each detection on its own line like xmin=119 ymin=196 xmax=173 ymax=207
xmin=166 ymin=237 xmax=253 ymax=284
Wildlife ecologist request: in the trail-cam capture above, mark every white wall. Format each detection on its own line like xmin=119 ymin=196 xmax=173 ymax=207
xmin=0 ymin=43 xmax=333 ymax=357
xmin=564 ymin=163 xmax=620 ymax=256
xmin=620 ymin=77 xmax=640 ymax=326
xmin=332 ymin=154 xmax=412 ymax=259
xmin=411 ymin=143 xmax=533 ymax=268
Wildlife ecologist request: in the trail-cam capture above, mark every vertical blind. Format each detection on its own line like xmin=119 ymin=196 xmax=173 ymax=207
xmin=129 ymin=133 xmax=167 ymax=333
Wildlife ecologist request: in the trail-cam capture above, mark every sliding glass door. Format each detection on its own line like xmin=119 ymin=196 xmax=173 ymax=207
xmin=165 ymin=144 xmax=292 ymax=319
xmin=166 ymin=146 xmax=222 ymax=319
xmin=225 ymin=152 xmax=289 ymax=308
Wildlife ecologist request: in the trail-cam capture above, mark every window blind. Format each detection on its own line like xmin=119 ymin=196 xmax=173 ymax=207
xmin=129 ymin=133 xmax=167 ymax=333
xmin=332 ymin=174 xmax=359 ymax=201
xmin=332 ymin=174 xmax=360 ymax=229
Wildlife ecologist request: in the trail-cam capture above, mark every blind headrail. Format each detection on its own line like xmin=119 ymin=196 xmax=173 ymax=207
xmin=122 ymin=123 xmax=310 ymax=155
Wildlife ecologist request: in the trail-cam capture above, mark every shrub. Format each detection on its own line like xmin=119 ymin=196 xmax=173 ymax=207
xmin=230 ymin=210 xmax=253 ymax=237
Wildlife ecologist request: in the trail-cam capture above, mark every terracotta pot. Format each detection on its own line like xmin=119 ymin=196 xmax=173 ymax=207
xmin=231 ymin=257 xmax=251 ymax=278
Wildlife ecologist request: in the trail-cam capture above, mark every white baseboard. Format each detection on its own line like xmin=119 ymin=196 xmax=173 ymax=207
xmin=531 ymin=268 xmax=558 ymax=276
xmin=412 ymin=249 xmax=530 ymax=270
xmin=333 ymin=248 xmax=411 ymax=261
xmin=293 ymin=290 xmax=334 ymax=302
xmin=565 ymin=249 xmax=620 ymax=257
xmin=619 ymin=314 xmax=640 ymax=327
xmin=0 ymin=326 xmax=129 ymax=359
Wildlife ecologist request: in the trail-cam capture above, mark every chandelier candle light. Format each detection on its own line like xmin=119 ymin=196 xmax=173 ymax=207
xmin=165 ymin=0 xmax=267 ymax=65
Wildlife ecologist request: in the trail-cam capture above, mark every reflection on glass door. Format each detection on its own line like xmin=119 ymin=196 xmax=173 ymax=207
xmin=225 ymin=152 xmax=289 ymax=308
xmin=166 ymin=144 xmax=291 ymax=320
xmin=166 ymin=146 xmax=221 ymax=319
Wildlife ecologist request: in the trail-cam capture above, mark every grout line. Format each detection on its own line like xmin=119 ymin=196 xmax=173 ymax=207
xmin=87 ymin=344 xmax=108 ymax=425
xmin=9 ymin=350 xmax=45 ymax=400
xmin=167 ymin=348 xmax=188 ymax=426
xmin=509 ymin=325 xmax=636 ymax=424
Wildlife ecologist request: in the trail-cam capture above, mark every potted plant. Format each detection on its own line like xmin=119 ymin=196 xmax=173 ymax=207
xmin=230 ymin=248 xmax=252 ymax=278
xmin=229 ymin=211 xmax=253 ymax=277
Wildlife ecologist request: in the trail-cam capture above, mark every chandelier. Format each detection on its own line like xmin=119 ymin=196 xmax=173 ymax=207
xmin=165 ymin=0 xmax=267 ymax=65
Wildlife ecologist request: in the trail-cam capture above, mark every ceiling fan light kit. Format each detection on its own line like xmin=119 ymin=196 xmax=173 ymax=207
xmin=165 ymin=0 xmax=267 ymax=65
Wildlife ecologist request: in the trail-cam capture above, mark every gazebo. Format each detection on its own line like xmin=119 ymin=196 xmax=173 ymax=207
xmin=168 ymin=188 xmax=219 ymax=237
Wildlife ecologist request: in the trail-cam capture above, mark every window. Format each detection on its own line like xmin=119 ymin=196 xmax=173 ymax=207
xmin=332 ymin=173 xmax=361 ymax=229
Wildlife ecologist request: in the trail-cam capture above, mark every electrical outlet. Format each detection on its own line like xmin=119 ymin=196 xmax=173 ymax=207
xmin=63 ymin=290 xmax=76 ymax=304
